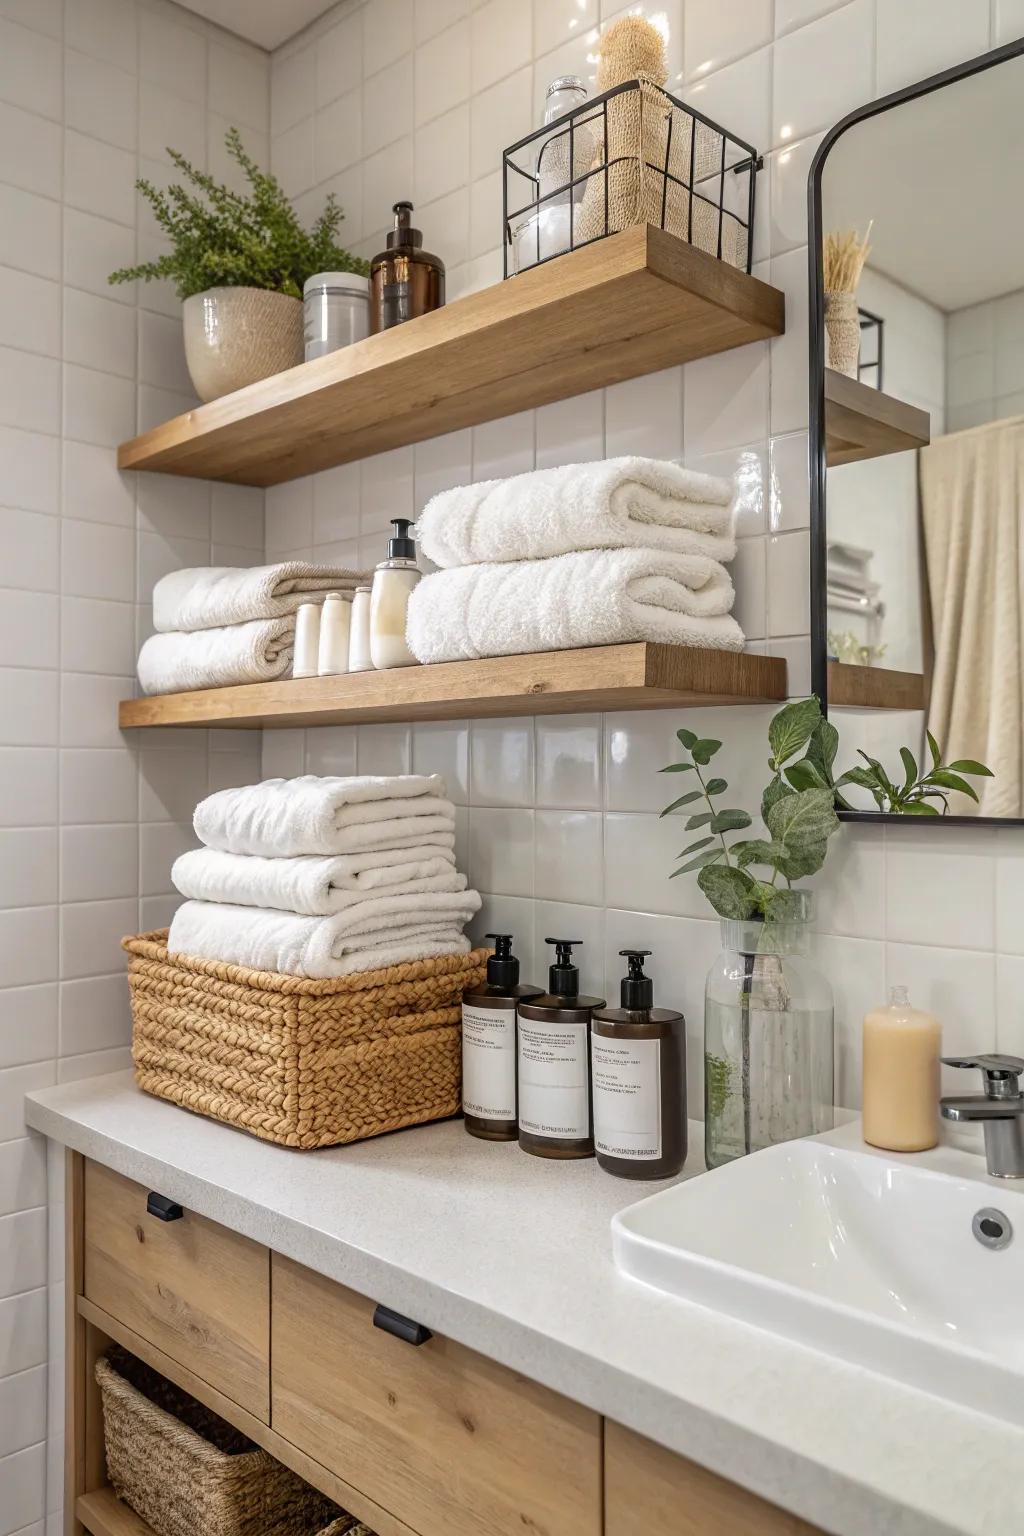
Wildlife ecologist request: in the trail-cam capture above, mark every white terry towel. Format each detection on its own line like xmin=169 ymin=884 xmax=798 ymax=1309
xmin=153 ymin=562 xmax=364 ymax=633
xmin=416 ymin=457 xmax=735 ymax=568
xmin=194 ymin=774 xmax=455 ymax=857
xmin=172 ymin=846 xmax=463 ymax=916
xmin=406 ymin=547 xmax=745 ymax=663
xmin=137 ymin=617 xmax=295 ymax=695
xmin=168 ymin=893 xmax=481 ymax=978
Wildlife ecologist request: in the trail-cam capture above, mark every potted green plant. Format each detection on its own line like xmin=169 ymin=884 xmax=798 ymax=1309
xmin=661 ymin=697 xmax=992 ymax=1168
xmin=109 ymin=128 xmax=368 ymax=403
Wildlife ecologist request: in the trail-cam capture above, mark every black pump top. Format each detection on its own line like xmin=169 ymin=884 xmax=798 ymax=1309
xmin=387 ymin=200 xmax=423 ymax=249
xmin=485 ymin=933 xmax=519 ymax=989
xmin=619 ymin=949 xmax=654 ymax=1010
xmin=387 ymin=518 xmax=416 ymax=560
xmin=546 ymin=937 xmax=582 ymax=997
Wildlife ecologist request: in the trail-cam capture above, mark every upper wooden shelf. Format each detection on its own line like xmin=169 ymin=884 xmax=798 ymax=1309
xmin=119 ymin=644 xmax=787 ymax=730
xmin=827 ymin=660 xmax=926 ymax=711
xmin=117 ymin=227 xmax=785 ymax=487
xmin=825 ymin=368 xmax=931 ymax=467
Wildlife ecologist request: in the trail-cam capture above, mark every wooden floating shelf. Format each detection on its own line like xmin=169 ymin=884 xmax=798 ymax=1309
xmin=825 ymin=368 xmax=931 ymax=467
xmin=828 ymin=660 xmax=926 ymax=711
xmin=117 ymin=226 xmax=785 ymax=487
xmin=78 ymin=1489 xmax=155 ymax=1536
xmin=119 ymin=644 xmax=787 ymax=730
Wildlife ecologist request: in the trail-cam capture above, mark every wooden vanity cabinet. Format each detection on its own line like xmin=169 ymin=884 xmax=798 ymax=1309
xmin=67 ymin=1154 xmax=825 ymax=1536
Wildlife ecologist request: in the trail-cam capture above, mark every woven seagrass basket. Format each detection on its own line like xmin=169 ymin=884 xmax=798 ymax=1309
xmin=96 ymin=1349 xmax=368 ymax=1536
xmin=122 ymin=931 xmax=487 ymax=1150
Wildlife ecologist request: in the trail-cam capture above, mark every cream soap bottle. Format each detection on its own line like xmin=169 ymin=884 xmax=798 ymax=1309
xmin=862 ymin=986 xmax=941 ymax=1152
xmin=369 ymin=518 xmax=421 ymax=670
xmin=461 ymin=933 xmax=542 ymax=1142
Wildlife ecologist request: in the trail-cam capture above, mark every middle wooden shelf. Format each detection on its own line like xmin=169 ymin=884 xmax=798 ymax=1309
xmin=119 ymin=644 xmax=787 ymax=731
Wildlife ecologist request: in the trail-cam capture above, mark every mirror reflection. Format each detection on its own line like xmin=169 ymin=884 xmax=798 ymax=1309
xmin=816 ymin=51 xmax=1023 ymax=819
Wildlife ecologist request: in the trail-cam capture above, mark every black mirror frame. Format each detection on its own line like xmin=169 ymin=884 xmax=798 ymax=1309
xmin=807 ymin=35 xmax=1024 ymax=827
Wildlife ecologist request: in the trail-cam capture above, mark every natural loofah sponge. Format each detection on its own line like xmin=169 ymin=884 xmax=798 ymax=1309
xmin=595 ymin=13 xmax=668 ymax=91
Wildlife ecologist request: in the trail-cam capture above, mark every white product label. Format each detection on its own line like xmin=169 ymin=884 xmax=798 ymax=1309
xmin=518 ymin=1017 xmax=590 ymax=1140
xmin=462 ymin=1003 xmax=516 ymax=1121
xmin=592 ymin=1035 xmax=662 ymax=1161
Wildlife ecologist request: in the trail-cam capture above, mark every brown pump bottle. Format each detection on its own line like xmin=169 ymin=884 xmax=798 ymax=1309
xmin=369 ymin=201 xmax=444 ymax=333
xmin=591 ymin=950 xmax=686 ymax=1180
xmin=517 ymin=939 xmax=605 ymax=1160
xmin=462 ymin=933 xmax=542 ymax=1142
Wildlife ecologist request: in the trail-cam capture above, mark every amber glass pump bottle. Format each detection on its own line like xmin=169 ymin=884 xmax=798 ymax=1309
xmin=517 ymin=939 xmax=605 ymax=1159
xmin=591 ymin=950 xmax=686 ymax=1180
xmin=461 ymin=933 xmax=542 ymax=1142
xmin=369 ymin=201 xmax=445 ymax=333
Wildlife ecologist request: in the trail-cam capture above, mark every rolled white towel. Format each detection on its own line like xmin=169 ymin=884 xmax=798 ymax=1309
xmin=194 ymin=774 xmax=454 ymax=857
xmin=416 ymin=457 xmax=735 ymax=568
xmin=172 ymin=845 xmax=464 ymax=916
xmin=153 ymin=562 xmax=365 ymax=633
xmin=406 ymin=547 xmax=745 ymax=663
xmin=137 ymin=617 xmax=295 ymax=695
xmin=168 ymin=896 xmax=480 ymax=978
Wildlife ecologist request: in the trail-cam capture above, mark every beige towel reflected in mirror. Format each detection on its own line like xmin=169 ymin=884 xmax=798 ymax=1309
xmin=919 ymin=417 xmax=1024 ymax=817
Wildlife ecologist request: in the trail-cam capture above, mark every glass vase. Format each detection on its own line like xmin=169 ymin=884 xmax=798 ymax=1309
xmin=704 ymin=893 xmax=834 ymax=1169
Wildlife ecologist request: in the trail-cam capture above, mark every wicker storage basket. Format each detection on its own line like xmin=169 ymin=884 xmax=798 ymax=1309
xmin=96 ymin=1349 xmax=360 ymax=1536
xmin=123 ymin=930 xmax=488 ymax=1149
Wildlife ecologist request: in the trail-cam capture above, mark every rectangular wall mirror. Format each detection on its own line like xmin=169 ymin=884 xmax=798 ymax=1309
xmin=809 ymin=39 xmax=1024 ymax=824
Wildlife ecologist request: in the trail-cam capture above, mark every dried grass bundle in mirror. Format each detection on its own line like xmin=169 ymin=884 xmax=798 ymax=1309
xmin=823 ymin=223 xmax=873 ymax=294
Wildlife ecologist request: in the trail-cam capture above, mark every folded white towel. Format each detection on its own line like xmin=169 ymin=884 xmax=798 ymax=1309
xmin=137 ymin=617 xmax=295 ymax=695
xmin=406 ymin=547 xmax=745 ymax=663
xmin=168 ymin=895 xmax=480 ymax=978
xmin=172 ymin=846 xmax=464 ymax=916
xmin=194 ymin=774 xmax=454 ymax=857
xmin=153 ymin=562 xmax=364 ymax=634
xmin=417 ymin=457 xmax=735 ymax=569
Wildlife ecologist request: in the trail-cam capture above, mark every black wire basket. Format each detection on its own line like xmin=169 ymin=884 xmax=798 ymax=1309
xmin=502 ymin=79 xmax=761 ymax=279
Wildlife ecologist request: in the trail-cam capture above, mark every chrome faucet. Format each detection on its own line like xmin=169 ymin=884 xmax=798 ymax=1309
xmin=940 ymin=1055 xmax=1024 ymax=1178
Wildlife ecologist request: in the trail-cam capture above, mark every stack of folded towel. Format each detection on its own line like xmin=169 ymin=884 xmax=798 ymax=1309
xmin=406 ymin=456 xmax=745 ymax=662
xmin=167 ymin=774 xmax=481 ymax=978
xmin=137 ymin=562 xmax=365 ymax=695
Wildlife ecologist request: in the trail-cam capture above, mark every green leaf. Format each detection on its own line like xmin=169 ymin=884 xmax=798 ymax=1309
xmin=766 ymin=787 xmax=839 ymax=854
xmin=731 ymin=838 xmax=787 ymax=869
xmin=857 ymin=751 xmax=894 ymax=796
xmin=946 ymin=759 xmax=994 ymax=777
xmin=691 ymin=738 xmax=722 ymax=766
xmin=676 ymin=727 xmax=698 ymax=749
xmin=761 ymin=774 xmax=794 ymax=822
xmin=835 ymin=765 xmax=878 ymax=791
xmin=680 ymin=836 xmax=716 ymax=857
xmin=768 ymin=698 xmax=822 ymax=768
xmin=659 ymin=762 xmax=695 ymax=773
xmin=900 ymin=800 xmax=942 ymax=816
xmin=710 ymin=809 xmax=752 ymax=833
xmin=671 ymin=849 xmax=725 ymax=876
xmin=775 ymin=838 xmax=829 ymax=880
xmin=784 ymin=759 xmax=828 ymax=791
xmin=696 ymin=864 xmax=758 ymax=919
xmin=805 ymin=717 xmax=840 ymax=778
xmin=704 ymin=777 xmax=728 ymax=795
xmin=926 ymin=770 xmax=980 ymax=803
xmin=927 ymin=730 xmax=942 ymax=771
xmin=685 ymin=812 xmax=713 ymax=829
xmin=659 ymin=790 xmax=704 ymax=816
xmin=899 ymin=747 xmax=918 ymax=791
xmin=761 ymin=888 xmax=808 ymax=921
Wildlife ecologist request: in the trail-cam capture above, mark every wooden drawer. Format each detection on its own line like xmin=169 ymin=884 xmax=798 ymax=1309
xmin=605 ymin=1422 xmax=825 ymax=1535
xmin=83 ymin=1160 xmax=270 ymax=1421
xmin=271 ymin=1254 xmax=601 ymax=1536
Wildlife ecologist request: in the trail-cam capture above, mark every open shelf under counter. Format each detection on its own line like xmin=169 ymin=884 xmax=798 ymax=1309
xmin=827 ymin=660 xmax=926 ymax=711
xmin=825 ymin=368 xmax=931 ymax=467
xmin=118 ymin=644 xmax=787 ymax=731
xmin=77 ymin=1489 xmax=155 ymax=1536
xmin=116 ymin=226 xmax=785 ymax=488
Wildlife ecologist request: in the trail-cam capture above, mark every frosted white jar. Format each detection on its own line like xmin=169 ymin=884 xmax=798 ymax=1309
xmin=303 ymin=272 xmax=370 ymax=362
xmin=317 ymin=591 xmax=352 ymax=676
xmin=348 ymin=586 xmax=373 ymax=672
xmin=292 ymin=601 xmax=321 ymax=678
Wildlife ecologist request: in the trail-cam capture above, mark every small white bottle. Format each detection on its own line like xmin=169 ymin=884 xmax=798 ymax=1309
xmin=369 ymin=519 xmax=421 ymax=670
xmin=317 ymin=591 xmax=352 ymax=676
xmin=292 ymin=601 xmax=321 ymax=678
xmin=348 ymin=585 xmax=373 ymax=672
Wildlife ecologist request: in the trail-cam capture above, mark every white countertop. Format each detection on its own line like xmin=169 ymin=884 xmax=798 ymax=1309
xmin=26 ymin=1071 xmax=1023 ymax=1536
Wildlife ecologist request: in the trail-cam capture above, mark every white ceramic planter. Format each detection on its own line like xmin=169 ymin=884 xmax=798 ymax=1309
xmin=182 ymin=286 xmax=304 ymax=402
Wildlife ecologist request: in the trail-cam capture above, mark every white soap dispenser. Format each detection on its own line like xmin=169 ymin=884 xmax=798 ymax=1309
xmin=369 ymin=518 xmax=421 ymax=669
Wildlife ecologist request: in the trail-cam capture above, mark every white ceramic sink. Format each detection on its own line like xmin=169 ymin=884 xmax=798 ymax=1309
xmin=612 ymin=1121 xmax=1024 ymax=1424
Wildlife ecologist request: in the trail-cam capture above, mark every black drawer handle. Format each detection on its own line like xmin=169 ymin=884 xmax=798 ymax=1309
xmin=373 ymin=1304 xmax=432 ymax=1346
xmin=147 ymin=1192 xmax=184 ymax=1222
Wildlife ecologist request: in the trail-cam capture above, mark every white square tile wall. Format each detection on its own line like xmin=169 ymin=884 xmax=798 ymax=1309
xmin=268 ymin=0 xmax=1014 ymax=1131
xmin=0 ymin=2 xmax=269 ymax=1527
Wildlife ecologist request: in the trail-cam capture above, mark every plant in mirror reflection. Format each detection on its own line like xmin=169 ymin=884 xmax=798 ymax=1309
xmin=660 ymin=696 xmax=993 ymax=921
